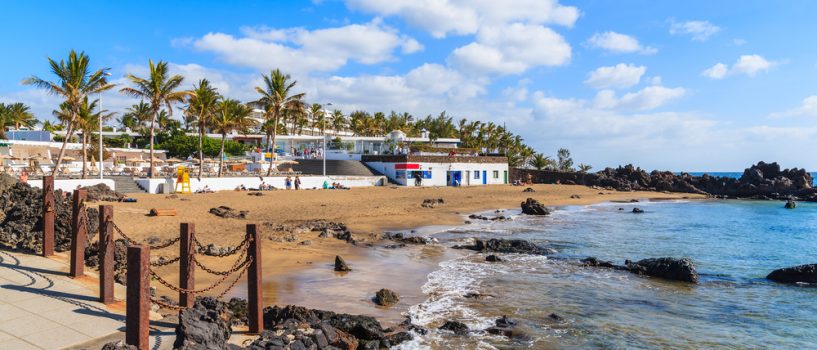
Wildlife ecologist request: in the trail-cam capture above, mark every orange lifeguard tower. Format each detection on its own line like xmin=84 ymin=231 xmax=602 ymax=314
xmin=175 ymin=166 xmax=192 ymax=194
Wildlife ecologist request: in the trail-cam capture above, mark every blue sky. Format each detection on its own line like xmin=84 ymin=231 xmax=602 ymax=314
xmin=2 ymin=0 xmax=817 ymax=171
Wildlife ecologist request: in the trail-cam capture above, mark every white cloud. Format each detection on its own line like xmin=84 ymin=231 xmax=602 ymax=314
xmin=448 ymin=23 xmax=571 ymax=75
xmin=344 ymin=0 xmax=579 ymax=38
xmin=584 ymin=63 xmax=646 ymax=89
xmin=701 ymin=63 xmax=728 ymax=79
xmin=669 ymin=20 xmax=720 ymax=41
xmin=587 ymin=31 xmax=656 ymax=54
xmin=188 ymin=21 xmax=421 ymax=74
xmin=593 ymin=86 xmax=686 ymax=111
xmin=770 ymin=95 xmax=817 ymax=118
xmin=733 ymin=38 xmax=747 ymax=46
xmin=702 ymin=55 xmax=775 ymax=79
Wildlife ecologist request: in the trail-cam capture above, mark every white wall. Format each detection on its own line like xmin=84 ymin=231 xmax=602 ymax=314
xmin=29 ymin=178 xmax=117 ymax=192
xmin=136 ymin=175 xmax=386 ymax=193
xmin=364 ymin=161 xmax=509 ymax=187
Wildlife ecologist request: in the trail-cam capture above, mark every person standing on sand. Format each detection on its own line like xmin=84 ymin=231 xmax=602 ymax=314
xmin=19 ymin=169 xmax=28 ymax=184
xmin=294 ymin=175 xmax=301 ymax=190
xmin=414 ymin=171 xmax=422 ymax=187
xmin=285 ymin=176 xmax=292 ymax=190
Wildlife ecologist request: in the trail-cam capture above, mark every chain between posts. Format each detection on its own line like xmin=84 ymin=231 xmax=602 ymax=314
xmin=149 ymin=256 xmax=252 ymax=294
xmin=150 ymin=256 xmax=181 ymax=267
xmin=193 ymin=249 xmax=247 ymax=276
xmin=110 ymin=220 xmax=181 ymax=249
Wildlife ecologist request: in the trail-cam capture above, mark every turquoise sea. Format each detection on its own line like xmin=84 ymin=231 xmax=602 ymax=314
xmin=686 ymin=172 xmax=817 ymax=187
xmin=402 ymin=199 xmax=817 ymax=349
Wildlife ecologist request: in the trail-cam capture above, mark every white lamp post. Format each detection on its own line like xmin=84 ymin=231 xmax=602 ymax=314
xmin=322 ymin=102 xmax=333 ymax=177
xmin=99 ymin=72 xmax=110 ymax=180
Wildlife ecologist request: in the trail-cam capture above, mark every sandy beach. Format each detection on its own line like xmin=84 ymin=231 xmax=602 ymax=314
xmin=103 ymin=184 xmax=701 ymax=326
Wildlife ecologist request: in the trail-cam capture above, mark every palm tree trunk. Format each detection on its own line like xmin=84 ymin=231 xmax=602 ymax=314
xmin=51 ymin=112 xmax=78 ymax=177
xmin=81 ymin=133 xmax=87 ymax=179
xmin=198 ymin=113 xmax=205 ymax=178
xmin=266 ymin=114 xmax=279 ymax=176
xmin=218 ymin=133 xmax=226 ymax=177
xmin=149 ymin=112 xmax=156 ymax=178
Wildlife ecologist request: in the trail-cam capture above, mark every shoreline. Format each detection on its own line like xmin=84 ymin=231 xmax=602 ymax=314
xmin=103 ymin=184 xmax=703 ymax=326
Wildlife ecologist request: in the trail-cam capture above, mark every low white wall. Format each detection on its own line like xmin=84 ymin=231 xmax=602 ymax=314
xmin=135 ymin=175 xmax=386 ymax=193
xmin=29 ymin=179 xmax=117 ymax=192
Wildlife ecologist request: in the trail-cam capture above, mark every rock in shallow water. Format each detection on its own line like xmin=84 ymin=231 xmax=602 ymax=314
xmin=626 ymin=257 xmax=699 ymax=283
xmin=439 ymin=320 xmax=469 ymax=335
xmin=520 ymin=198 xmax=550 ymax=215
xmin=454 ymin=238 xmax=555 ymax=255
xmin=374 ymin=288 xmax=399 ymax=307
xmin=334 ymin=255 xmax=351 ymax=272
xmin=767 ymin=264 xmax=817 ymax=284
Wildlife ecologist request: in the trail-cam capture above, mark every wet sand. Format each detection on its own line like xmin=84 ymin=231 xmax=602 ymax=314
xmin=103 ymin=184 xmax=701 ymax=326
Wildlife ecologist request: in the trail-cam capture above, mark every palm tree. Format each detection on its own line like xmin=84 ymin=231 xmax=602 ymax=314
xmin=330 ymin=109 xmax=346 ymax=135
xmin=212 ymin=99 xmax=255 ymax=177
xmin=23 ymin=50 xmax=114 ymax=176
xmin=119 ymin=101 xmax=152 ymax=133
xmin=578 ymin=164 xmax=593 ymax=173
xmin=309 ymin=103 xmax=325 ymax=135
xmin=557 ymin=148 xmax=574 ymax=172
xmin=187 ymin=79 xmax=220 ymax=177
xmin=7 ymin=103 xmax=37 ymax=130
xmin=252 ymin=69 xmax=306 ymax=176
xmin=528 ymin=153 xmax=554 ymax=170
xmin=54 ymin=97 xmax=111 ymax=178
xmin=120 ymin=60 xmax=189 ymax=178
xmin=0 ymin=104 xmax=9 ymax=139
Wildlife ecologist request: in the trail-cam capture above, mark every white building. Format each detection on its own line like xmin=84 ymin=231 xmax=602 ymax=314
xmin=363 ymin=154 xmax=509 ymax=187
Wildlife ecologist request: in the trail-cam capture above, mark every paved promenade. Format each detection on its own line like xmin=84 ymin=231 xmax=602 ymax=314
xmin=0 ymin=249 xmax=171 ymax=350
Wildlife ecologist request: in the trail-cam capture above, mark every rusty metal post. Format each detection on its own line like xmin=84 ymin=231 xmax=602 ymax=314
xmin=179 ymin=223 xmax=195 ymax=308
xmin=69 ymin=189 xmax=87 ymax=277
xmin=99 ymin=205 xmax=114 ymax=304
xmin=126 ymin=245 xmax=150 ymax=350
xmin=247 ymin=224 xmax=263 ymax=334
xmin=41 ymin=175 xmax=55 ymax=257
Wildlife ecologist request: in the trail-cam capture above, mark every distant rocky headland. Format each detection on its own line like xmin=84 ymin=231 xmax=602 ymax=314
xmin=515 ymin=161 xmax=815 ymax=201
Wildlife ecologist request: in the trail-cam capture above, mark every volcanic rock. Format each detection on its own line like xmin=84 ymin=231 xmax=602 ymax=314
xmin=334 ymin=255 xmax=351 ymax=272
xmin=454 ymin=238 xmax=554 ymax=255
xmin=767 ymin=264 xmax=817 ymax=284
xmin=485 ymin=254 xmax=503 ymax=262
xmin=520 ymin=198 xmax=550 ymax=215
xmin=174 ymin=297 xmax=234 ymax=350
xmin=208 ymin=206 xmax=248 ymax=219
xmin=626 ymin=257 xmax=699 ymax=283
xmin=374 ymin=289 xmax=399 ymax=307
xmin=439 ymin=320 xmax=469 ymax=335
xmin=421 ymin=198 xmax=445 ymax=208
xmin=82 ymin=183 xmax=124 ymax=202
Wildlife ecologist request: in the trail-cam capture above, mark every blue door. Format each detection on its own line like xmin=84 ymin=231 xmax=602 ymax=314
xmin=482 ymin=171 xmax=487 ymax=184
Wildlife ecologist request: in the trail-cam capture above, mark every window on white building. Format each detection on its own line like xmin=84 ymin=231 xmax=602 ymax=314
xmin=474 ymin=171 xmax=480 ymax=179
xmin=493 ymin=170 xmax=499 ymax=179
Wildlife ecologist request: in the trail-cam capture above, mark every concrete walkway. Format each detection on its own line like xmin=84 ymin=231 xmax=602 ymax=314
xmin=0 ymin=249 xmax=178 ymax=350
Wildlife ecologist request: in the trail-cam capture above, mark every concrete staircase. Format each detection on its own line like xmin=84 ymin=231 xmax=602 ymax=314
xmin=289 ymin=160 xmax=383 ymax=177
xmin=109 ymin=175 xmax=145 ymax=193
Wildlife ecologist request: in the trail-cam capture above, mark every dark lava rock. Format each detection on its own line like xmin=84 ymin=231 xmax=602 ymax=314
xmin=522 ymin=187 xmax=535 ymax=193
xmin=454 ymin=238 xmax=554 ymax=255
xmin=84 ymin=238 xmax=128 ymax=285
xmin=570 ymin=194 xmax=581 ymax=199
xmin=521 ymin=198 xmax=550 ymax=215
xmin=334 ymin=255 xmax=351 ymax=272
xmin=227 ymin=297 xmax=249 ymax=326
xmin=626 ymin=257 xmax=699 ymax=283
xmin=421 ymin=198 xmax=445 ymax=208
xmin=0 ymin=176 xmax=99 ymax=254
xmin=265 ymin=220 xmax=354 ymax=243
xmin=485 ymin=254 xmax=503 ymax=262
xmin=632 ymin=207 xmax=644 ymax=213
xmin=439 ymin=320 xmax=469 ymax=335
xmin=548 ymin=313 xmax=564 ymax=322
xmin=581 ymin=257 xmax=618 ymax=269
xmin=174 ymin=297 xmax=233 ymax=350
xmin=261 ymin=305 xmax=409 ymax=347
xmin=785 ymin=199 xmax=797 ymax=209
xmin=82 ymin=183 xmax=124 ymax=202
xmin=208 ymin=206 xmax=248 ymax=219
xmin=767 ymin=264 xmax=817 ymax=284
xmin=374 ymin=289 xmax=399 ymax=307
xmin=486 ymin=315 xmax=519 ymax=337
xmin=247 ymin=192 xmax=263 ymax=196
xmin=382 ymin=232 xmax=429 ymax=245
xmin=100 ymin=341 xmax=137 ymax=350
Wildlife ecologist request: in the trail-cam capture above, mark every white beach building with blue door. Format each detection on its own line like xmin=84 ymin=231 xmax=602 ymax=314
xmin=362 ymin=154 xmax=509 ymax=187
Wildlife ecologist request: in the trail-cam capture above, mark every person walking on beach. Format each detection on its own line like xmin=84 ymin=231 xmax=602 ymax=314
xmin=414 ymin=171 xmax=422 ymax=187
xmin=294 ymin=175 xmax=301 ymax=190
xmin=285 ymin=176 xmax=292 ymax=190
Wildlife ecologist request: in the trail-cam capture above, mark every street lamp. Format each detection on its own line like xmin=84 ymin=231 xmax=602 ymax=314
xmin=99 ymin=72 xmax=111 ymax=180
xmin=322 ymin=102 xmax=332 ymax=177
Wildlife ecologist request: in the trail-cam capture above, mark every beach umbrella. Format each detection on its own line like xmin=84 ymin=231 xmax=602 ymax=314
xmin=166 ymin=157 xmax=183 ymax=164
xmin=275 ymin=160 xmax=299 ymax=165
xmin=60 ymin=156 xmax=76 ymax=161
